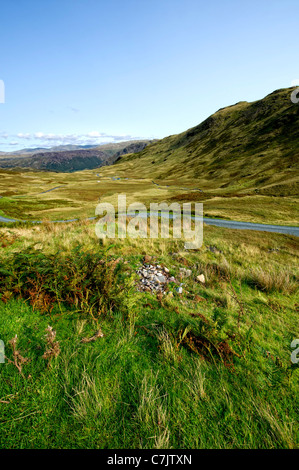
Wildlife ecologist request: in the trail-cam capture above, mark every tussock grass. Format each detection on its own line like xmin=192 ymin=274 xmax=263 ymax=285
xmin=136 ymin=372 xmax=170 ymax=449
xmin=0 ymin=221 xmax=298 ymax=448
xmin=246 ymin=267 xmax=297 ymax=294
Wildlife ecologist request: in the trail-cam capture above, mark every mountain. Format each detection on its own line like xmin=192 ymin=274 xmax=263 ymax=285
xmin=1 ymin=144 xmax=100 ymax=156
xmin=7 ymin=147 xmax=50 ymax=155
xmin=114 ymin=87 xmax=299 ymax=196
xmin=0 ymin=140 xmax=152 ymax=172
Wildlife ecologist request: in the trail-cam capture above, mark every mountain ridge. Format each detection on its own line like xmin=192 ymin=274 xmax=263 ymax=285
xmin=112 ymin=87 xmax=299 ymax=196
xmin=0 ymin=140 xmax=152 ymax=172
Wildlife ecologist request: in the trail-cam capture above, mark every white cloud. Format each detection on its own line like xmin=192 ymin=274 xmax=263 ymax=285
xmin=0 ymin=130 xmax=146 ymax=151
xmin=87 ymin=131 xmax=104 ymax=138
xmin=17 ymin=133 xmax=31 ymax=139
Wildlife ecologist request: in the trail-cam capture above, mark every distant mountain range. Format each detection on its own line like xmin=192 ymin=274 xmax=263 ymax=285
xmin=0 ymin=143 xmax=128 ymax=156
xmin=0 ymin=141 xmax=152 ymax=172
xmin=3 ymin=144 xmax=100 ymax=155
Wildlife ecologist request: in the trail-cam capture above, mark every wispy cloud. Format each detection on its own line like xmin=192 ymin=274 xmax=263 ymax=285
xmin=67 ymin=106 xmax=80 ymax=113
xmin=17 ymin=133 xmax=31 ymax=139
xmin=0 ymin=131 xmax=144 ymax=151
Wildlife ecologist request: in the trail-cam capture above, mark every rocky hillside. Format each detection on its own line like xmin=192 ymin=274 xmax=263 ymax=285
xmin=113 ymin=141 xmax=156 ymax=162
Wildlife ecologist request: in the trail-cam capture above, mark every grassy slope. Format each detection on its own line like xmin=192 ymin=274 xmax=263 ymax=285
xmin=0 ymin=221 xmax=298 ymax=448
xmin=114 ymin=88 xmax=299 ymax=195
xmin=102 ymin=87 xmax=299 ymax=224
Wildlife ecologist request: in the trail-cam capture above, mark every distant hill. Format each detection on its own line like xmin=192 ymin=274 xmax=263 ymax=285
xmin=1 ymin=144 xmax=100 ymax=156
xmin=0 ymin=140 xmax=152 ymax=172
xmin=7 ymin=147 xmax=51 ymax=155
xmin=114 ymin=87 xmax=299 ymax=196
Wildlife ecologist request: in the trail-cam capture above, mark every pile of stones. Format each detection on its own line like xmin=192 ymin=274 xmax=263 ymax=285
xmin=136 ymin=257 xmax=206 ymax=295
xmin=136 ymin=263 xmax=177 ymax=294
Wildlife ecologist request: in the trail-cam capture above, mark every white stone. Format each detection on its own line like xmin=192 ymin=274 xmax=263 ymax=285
xmin=196 ymin=274 xmax=205 ymax=283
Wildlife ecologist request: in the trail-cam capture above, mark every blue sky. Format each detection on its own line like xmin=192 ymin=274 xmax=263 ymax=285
xmin=0 ymin=0 xmax=298 ymax=151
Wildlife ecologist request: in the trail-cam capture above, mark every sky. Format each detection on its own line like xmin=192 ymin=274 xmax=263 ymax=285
xmin=0 ymin=0 xmax=298 ymax=152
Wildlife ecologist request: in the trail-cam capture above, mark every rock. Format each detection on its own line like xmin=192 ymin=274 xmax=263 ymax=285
xmin=196 ymin=274 xmax=205 ymax=284
xmin=155 ymin=274 xmax=166 ymax=283
xmin=136 ymin=262 xmax=174 ymax=294
xmin=179 ymin=268 xmax=186 ymax=278
xmin=179 ymin=267 xmax=192 ymax=278
xmin=176 ymin=286 xmax=183 ymax=294
xmin=208 ymin=245 xmax=222 ymax=254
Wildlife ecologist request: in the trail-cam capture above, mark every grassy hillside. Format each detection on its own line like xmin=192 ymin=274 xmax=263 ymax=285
xmin=113 ymin=87 xmax=299 ymax=197
xmin=0 ymin=220 xmax=298 ymax=448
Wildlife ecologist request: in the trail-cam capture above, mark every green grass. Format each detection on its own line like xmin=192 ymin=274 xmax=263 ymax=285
xmin=0 ymin=168 xmax=298 ymax=225
xmin=0 ymin=221 xmax=298 ymax=448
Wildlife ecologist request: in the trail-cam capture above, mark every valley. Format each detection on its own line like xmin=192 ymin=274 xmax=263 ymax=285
xmin=1 ymin=88 xmax=298 ymax=228
xmin=0 ymin=87 xmax=298 ymax=450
